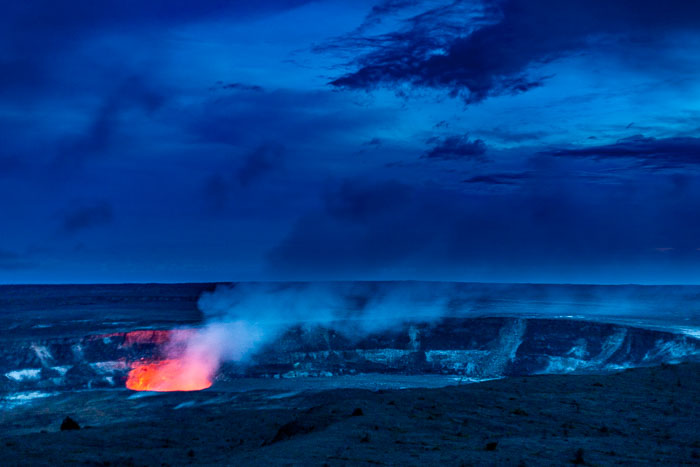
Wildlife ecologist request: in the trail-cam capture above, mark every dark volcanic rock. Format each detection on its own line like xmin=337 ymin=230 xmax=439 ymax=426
xmin=266 ymin=419 xmax=317 ymax=445
xmin=1 ymin=317 xmax=698 ymax=391
xmin=60 ymin=416 xmax=80 ymax=431
xmin=572 ymin=447 xmax=586 ymax=464
xmin=0 ymin=362 xmax=698 ymax=465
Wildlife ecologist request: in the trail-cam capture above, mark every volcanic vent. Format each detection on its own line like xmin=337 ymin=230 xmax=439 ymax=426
xmin=2 ymin=318 xmax=699 ymax=393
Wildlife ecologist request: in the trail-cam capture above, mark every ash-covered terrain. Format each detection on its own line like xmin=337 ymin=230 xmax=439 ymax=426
xmin=2 ymin=362 xmax=699 ymax=465
xmin=1 ymin=282 xmax=699 ymax=465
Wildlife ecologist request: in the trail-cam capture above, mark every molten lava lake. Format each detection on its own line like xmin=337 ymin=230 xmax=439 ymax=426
xmin=126 ymin=359 xmax=213 ymax=392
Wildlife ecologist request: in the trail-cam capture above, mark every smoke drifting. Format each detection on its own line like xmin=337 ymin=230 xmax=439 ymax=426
xmin=197 ymin=281 xmax=456 ymax=335
xmin=133 ymin=282 xmax=700 ymax=390
xmin=140 ymin=282 xmax=457 ymax=387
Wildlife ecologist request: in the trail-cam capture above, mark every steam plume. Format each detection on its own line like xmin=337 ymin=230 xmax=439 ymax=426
xmin=154 ymin=282 xmax=700 ymax=387
xmin=156 ymin=282 xmax=456 ymax=383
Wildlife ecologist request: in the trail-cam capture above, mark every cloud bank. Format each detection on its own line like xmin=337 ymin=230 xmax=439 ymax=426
xmin=328 ymin=0 xmax=700 ymax=102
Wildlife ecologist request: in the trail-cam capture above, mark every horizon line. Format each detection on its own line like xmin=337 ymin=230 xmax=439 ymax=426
xmin=1 ymin=279 xmax=699 ymax=287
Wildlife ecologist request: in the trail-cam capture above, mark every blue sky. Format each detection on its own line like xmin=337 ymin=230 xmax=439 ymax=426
xmin=1 ymin=0 xmax=700 ymax=284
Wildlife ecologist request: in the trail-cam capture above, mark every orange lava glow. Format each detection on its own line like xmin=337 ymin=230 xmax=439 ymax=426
xmin=122 ymin=329 xmax=194 ymax=346
xmin=95 ymin=329 xmax=197 ymax=346
xmin=126 ymin=358 xmax=213 ymax=392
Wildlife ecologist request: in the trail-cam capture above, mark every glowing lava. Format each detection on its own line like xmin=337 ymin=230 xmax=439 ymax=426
xmin=126 ymin=358 xmax=213 ymax=392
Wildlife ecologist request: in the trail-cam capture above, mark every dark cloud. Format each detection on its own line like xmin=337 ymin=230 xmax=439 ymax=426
xmin=1 ymin=0 xmax=698 ymax=283
xmin=323 ymin=179 xmax=413 ymax=221
xmin=53 ymin=76 xmax=165 ymax=170
xmin=267 ymin=180 xmax=433 ymax=274
xmin=62 ymin=202 xmax=114 ymax=234
xmin=219 ymin=82 xmax=265 ymax=93
xmin=237 ymin=144 xmax=284 ymax=187
xmin=545 ymin=135 xmax=700 ymax=170
xmin=365 ymin=0 xmax=418 ymax=19
xmin=434 ymin=120 xmax=449 ymax=129
xmin=267 ymin=174 xmax=700 ymax=279
xmin=463 ymin=172 xmax=531 ymax=185
xmin=357 ymin=0 xmax=424 ymax=31
xmin=327 ymin=0 xmax=700 ymax=103
xmin=478 ymin=128 xmax=547 ymax=144
xmin=200 ymin=144 xmax=285 ymax=212
xmin=363 ymin=137 xmax=383 ymax=147
xmin=423 ymin=135 xmax=487 ymax=161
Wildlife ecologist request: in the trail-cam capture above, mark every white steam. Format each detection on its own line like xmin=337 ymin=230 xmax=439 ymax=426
xmin=168 ymin=281 xmax=700 ymax=382
xmin=171 ymin=282 xmax=455 ymax=378
xmin=197 ymin=281 xmax=454 ymax=338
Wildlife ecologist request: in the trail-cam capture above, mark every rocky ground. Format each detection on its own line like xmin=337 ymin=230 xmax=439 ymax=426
xmin=1 ymin=362 xmax=699 ymax=466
